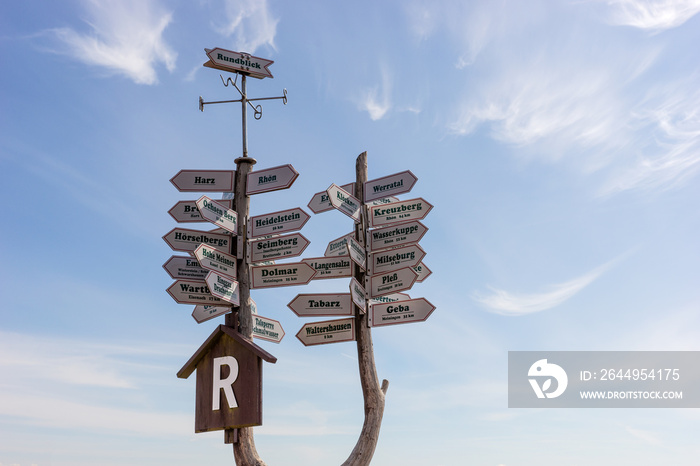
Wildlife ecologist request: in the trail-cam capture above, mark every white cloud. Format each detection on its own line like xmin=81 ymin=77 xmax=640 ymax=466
xmin=602 ymin=0 xmax=700 ymax=32
xmin=47 ymin=0 xmax=176 ymax=85
xmin=472 ymin=259 xmax=618 ymax=316
xmin=215 ymin=0 xmax=278 ymax=53
xmin=358 ymin=66 xmax=393 ymax=120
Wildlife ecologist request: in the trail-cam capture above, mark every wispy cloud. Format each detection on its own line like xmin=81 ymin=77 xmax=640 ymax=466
xmin=358 ymin=66 xmax=393 ymax=120
xmin=45 ymin=0 xmax=176 ymax=85
xmin=602 ymin=0 xmax=700 ymax=32
xmin=472 ymin=259 xmax=618 ymax=316
xmin=214 ymin=0 xmax=278 ymax=53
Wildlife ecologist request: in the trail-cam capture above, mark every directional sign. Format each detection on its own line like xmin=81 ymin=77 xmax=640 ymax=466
xmin=252 ymin=315 xmax=285 ymax=343
xmin=249 ymin=232 xmax=309 ymax=263
xmin=369 ymin=244 xmax=426 ymax=275
xmin=246 ymin=164 xmax=299 ymax=195
xmin=326 ymin=183 xmax=362 ymax=222
xmin=308 ymin=183 xmax=354 ymax=214
xmin=287 ymin=293 xmax=353 ymax=317
xmin=302 ymin=256 xmax=352 ymax=279
xmin=296 ymin=318 xmax=355 ymax=347
xmin=167 ymin=279 xmax=226 ymax=305
xmin=369 ymin=292 xmax=411 ymax=305
xmin=205 ymin=271 xmax=240 ymax=305
xmin=324 ymin=232 xmax=354 ymax=257
xmin=169 ymin=199 xmax=233 ymax=223
xmin=250 ymin=262 xmax=317 ymax=288
xmin=412 ymin=262 xmax=432 ymax=283
xmin=204 ymin=48 xmax=274 ymax=79
xmin=347 ymin=237 xmax=366 ymax=271
xmin=196 ymin=196 xmax=238 ymax=234
xmin=369 ymin=221 xmax=428 ymax=252
xmin=163 ymin=255 xmax=208 ymax=281
xmin=170 ymin=170 xmax=235 ymax=192
xmin=194 ymin=244 xmax=237 ymax=279
xmin=349 ymin=278 xmax=367 ymax=312
xmin=366 ymin=196 xmax=399 ymax=207
xmin=163 ymin=228 xmax=232 ymax=254
xmin=368 ymin=198 xmax=433 ymax=228
xmin=192 ymin=305 xmax=231 ymax=323
xmin=369 ymin=267 xmax=419 ymax=298
xmin=249 ymin=207 xmax=310 ymax=238
xmin=364 ymin=170 xmax=418 ymax=202
xmin=370 ymin=298 xmax=435 ymax=327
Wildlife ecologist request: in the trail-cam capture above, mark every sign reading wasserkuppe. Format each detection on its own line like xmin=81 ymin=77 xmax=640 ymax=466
xmin=196 ymin=195 xmax=238 ymax=234
xmin=368 ymin=198 xmax=433 ymax=228
xmin=249 ymin=207 xmax=310 ymax=238
xmin=287 ymin=293 xmax=353 ymax=317
xmin=170 ymin=170 xmax=235 ymax=192
xmin=364 ymin=170 xmax=418 ymax=202
xmin=163 ymin=228 xmax=231 ymax=253
xmin=369 ymin=221 xmax=428 ymax=252
xmin=296 ymin=318 xmax=356 ymax=346
xmin=370 ymin=298 xmax=435 ymax=327
xmin=194 ymin=244 xmax=237 ymax=279
xmin=249 ymin=232 xmax=309 ymax=263
xmin=246 ymin=164 xmax=299 ymax=195
xmin=250 ymin=262 xmax=317 ymax=288
xmin=204 ymin=47 xmax=274 ymax=79
xmin=205 ymin=271 xmax=240 ymax=306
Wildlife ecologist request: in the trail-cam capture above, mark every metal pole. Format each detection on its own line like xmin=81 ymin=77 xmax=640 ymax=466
xmin=241 ymin=75 xmax=248 ymax=158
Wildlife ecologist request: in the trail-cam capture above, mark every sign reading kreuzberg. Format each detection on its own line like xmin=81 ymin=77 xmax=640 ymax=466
xmin=369 ymin=198 xmax=434 ymax=228
xmin=308 ymin=183 xmax=354 ymax=214
xmin=252 ymin=315 xmax=285 ymax=343
xmin=196 ymin=196 xmax=238 ymax=234
xmin=287 ymin=293 xmax=353 ymax=317
xmin=170 ymin=170 xmax=235 ymax=192
xmin=249 ymin=232 xmax=310 ymax=263
xmin=326 ymin=183 xmax=362 ymax=222
xmin=370 ymin=298 xmax=435 ymax=328
xmin=167 ymin=280 xmax=226 ymax=305
xmin=169 ymin=199 xmax=234 ymax=223
xmin=205 ymin=271 xmax=240 ymax=306
xmin=250 ymin=262 xmax=317 ymax=288
xmin=194 ymin=244 xmax=237 ymax=279
xmin=204 ymin=47 xmax=274 ymax=79
xmin=364 ymin=170 xmax=418 ymax=202
xmin=369 ymin=220 xmax=428 ymax=252
xmin=302 ymin=256 xmax=352 ymax=279
xmin=369 ymin=244 xmax=426 ymax=275
xmin=296 ymin=318 xmax=356 ymax=346
xmin=163 ymin=228 xmax=231 ymax=254
xmin=249 ymin=207 xmax=310 ymax=238
xmin=246 ymin=164 xmax=299 ymax=195
xmin=369 ymin=267 xmax=419 ymax=298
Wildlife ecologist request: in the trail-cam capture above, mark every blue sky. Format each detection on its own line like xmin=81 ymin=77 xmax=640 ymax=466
xmin=1 ymin=0 xmax=699 ymax=465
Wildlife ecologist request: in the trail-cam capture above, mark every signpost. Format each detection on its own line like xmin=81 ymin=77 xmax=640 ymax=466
xmin=194 ymin=244 xmax=237 ymax=279
xmin=169 ymin=199 xmax=234 ymax=223
xmin=364 ymin=170 xmax=417 ymax=202
xmin=368 ymin=198 xmax=433 ymax=228
xmin=369 ymin=244 xmax=426 ymax=275
xmin=287 ymin=293 xmax=354 ymax=317
xmin=192 ymin=304 xmax=231 ymax=323
xmin=250 ymin=262 xmax=317 ymax=288
xmin=163 ymin=227 xmax=232 ymax=254
xmin=368 ymin=220 xmax=428 ymax=251
xmin=196 ymin=195 xmax=238 ymax=233
xmin=204 ymin=48 xmax=274 ymax=79
xmin=163 ymin=256 xmax=208 ymax=281
xmin=252 ymin=315 xmax=285 ymax=343
xmin=324 ymin=232 xmax=354 ymax=257
xmin=249 ymin=207 xmax=310 ymax=238
xmin=296 ymin=318 xmax=356 ymax=346
xmin=246 ymin=164 xmax=299 ymax=195
xmin=205 ymin=271 xmax=240 ymax=306
xmin=167 ymin=279 xmax=226 ymax=305
xmin=369 ymin=298 xmax=435 ymax=327
xmin=302 ymin=256 xmax=352 ymax=279
xmin=369 ymin=267 xmax=419 ymax=298
xmin=326 ymin=183 xmax=362 ymax=222
xmin=249 ymin=232 xmax=309 ymax=263
xmin=170 ymin=169 xmax=235 ymax=192
xmin=347 ymin=236 xmax=367 ymax=271
xmin=307 ymin=183 xmax=354 ymax=214
xmin=349 ymin=278 xmax=367 ymax=312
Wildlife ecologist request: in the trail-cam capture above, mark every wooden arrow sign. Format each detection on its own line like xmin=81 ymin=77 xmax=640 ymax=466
xmin=163 ymin=255 xmax=208 ymax=281
xmin=170 ymin=169 xmax=235 ymax=192
xmin=249 ymin=207 xmax=310 ymax=238
xmin=163 ymin=228 xmax=232 ymax=254
xmin=167 ymin=279 xmax=226 ymax=305
xmin=368 ymin=198 xmax=433 ymax=228
xmin=287 ymin=293 xmax=353 ymax=317
xmin=296 ymin=318 xmax=356 ymax=346
xmin=369 ymin=267 xmax=419 ymax=298
xmin=307 ymin=183 xmax=354 ymax=214
xmin=168 ymin=199 xmax=234 ymax=223
xmin=249 ymin=232 xmax=310 ymax=263
xmin=192 ymin=305 xmax=231 ymax=323
xmin=369 ymin=292 xmax=411 ymax=305
xmin=349 ymin=278 xmax=367 ymax=311
xmin=205 ymin=271 xmax=240 ymax=306
xmin=302 ymin=256 xmax=352 ymax=279
xmin=246 ymin=164 xmax=299 ymax=195
xmin=368 ymin=221 xmax=428 ymax=252
xmin=252 ymin=315 xmax=285 ymax=343
xmin=194 ymin=244 xmax=237 ymax=279
xmin=369 ymin=244 xmax=426 ymax=275
xmin=412 ymin=262 xmax=432 ymax=283
xmin=324 ymin=232 xmax=354 ymax=257
xmin=250 ymin=262 xmax=317 ymax=288
xmin=204 ymin=47 xmax=274 ymax=79
xmin=347 ymin=237 xmax=366 ymax=271
xmin=364 ymin=170 xmax=418 ymax=202
xmin=370 ymin=298 xmax=435 ymax=327
xmin=196 ymin=195 xmax=238 ymax=234
xmin=326 ymin=183 xmax=362 ymax=222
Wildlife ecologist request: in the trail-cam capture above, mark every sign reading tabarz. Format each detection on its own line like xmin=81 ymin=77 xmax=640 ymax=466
xmin=364 ymin=170 xmax=418 ymax=202
xmin=246 ymin=164 xmax=299 ymax=195
xmin=204 ymin=48 xmax=274 ymax=79
xmin=287 ymin=293 xmax=353 ymax=317
xmin=170 ymin=170 xmax=235 ymax=192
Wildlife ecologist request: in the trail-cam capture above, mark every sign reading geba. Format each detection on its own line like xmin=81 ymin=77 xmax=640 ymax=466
xmin=170 ymin=169 xmax=235 ymax=192
xmin=196 ymin=195 xmax=238 ymax=234
xmin=370 ymin=297 xmax=435 ymax=327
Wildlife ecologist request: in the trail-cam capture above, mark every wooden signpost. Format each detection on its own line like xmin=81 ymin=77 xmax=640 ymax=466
xmin=170 ymin=169 xmax=235 ymax=192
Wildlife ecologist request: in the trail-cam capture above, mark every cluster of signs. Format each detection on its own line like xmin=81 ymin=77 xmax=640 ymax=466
xmin=164 ymin=164 xmax=302 ymax=343
xmin=292 ymin=169 xmax=435 ymax=347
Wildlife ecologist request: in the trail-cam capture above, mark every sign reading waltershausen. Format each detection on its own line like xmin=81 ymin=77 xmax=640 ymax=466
xmin=295 ymin=318 xmax=356 ymax=346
